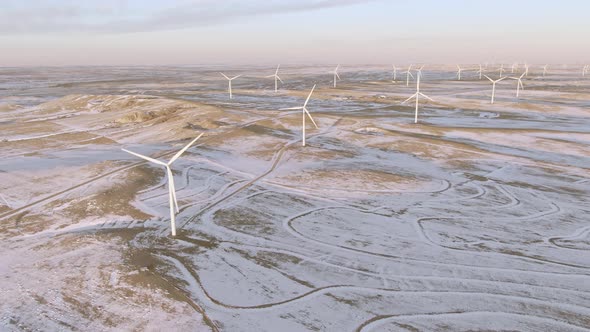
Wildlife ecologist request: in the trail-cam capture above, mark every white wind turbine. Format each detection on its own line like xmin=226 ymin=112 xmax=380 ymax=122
xmin=122 ymin=134 xmax=204 ymax=237
xmin=392 ymin=65 xmax=398 ymax=82
xmin=583 ymin=65 xmax=589 ymax=77
xmin=265 ymin=64 xmax=283 ymax=93
xmin=332 ymin=65 xmax=341 ymax=88
xmin=476 ymin=64 xmax=485 ymax=80
xmin=543 ymin=64 xmax=549 ymax=77
xmin=220 ymin=73 xmax=242 ymax=99
xmin=498 ymin=64 xmax=506 ymax=76
xmin=456 ymin=65 xmax=464 ymax=80
xmin=416 ymin=65 xmax=425 ymax=79
xmin=280 ymin=85 xmax=319 ymax=146
xmin=402 ymin=74 xmax=433 ymax=124
xmin=484 ymin=75 xmax=506 ymax=104
xmin=524 ymin=63 xmax=530 ymax=77
xmin=509 ymin=72 xmax=525 ymax=98
xmin=511 ymin=63 xmax=518 ymax=73
xmin=402 ymin=64 xmax=415 ymax=87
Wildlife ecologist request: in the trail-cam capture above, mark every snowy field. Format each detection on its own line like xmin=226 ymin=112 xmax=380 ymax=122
xmin=1 ymin=65 xmax=589 ymax=331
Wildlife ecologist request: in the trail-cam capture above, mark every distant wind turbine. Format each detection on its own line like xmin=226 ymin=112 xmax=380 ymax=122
xmin=485 ymin=75 xmax=506 ymax=104
xmin=392 ymin=65 xmax=398 ymax=82
xmin=122 ymin=134 xmax=203 ymax=237
xmin=456 ymin=65 xmax=464 ymax=80
xmin=416 ymin=65 xmax=425 ymax=79
xmin=583 ymin=65 xmax=589 ymax=77
xmin=265 ymin=64 xmax=283 ymax=93
xmin=543 ymin=64 xmax=548 ymax=77
xmin=220 ymin=73 xmax=242 ymax=99
xmin=402 ymin=74 xmax=433 ymax=124
xmin=509 ymin=72 xmax=525 ymax=98
xmin=524 ymin=63 xmax=530 ymax=77
xmin=280 ymin=85 xmax=319 ymax=146
xmin=402 ymin=64 xmax=414 ymax=87
xmin=332 ymin=65 xmax=341 ymax=88
xmin=498 ymin=64 xmax=506 ymax=76
xmin=476 ymin=64 xmax=485 ymax=80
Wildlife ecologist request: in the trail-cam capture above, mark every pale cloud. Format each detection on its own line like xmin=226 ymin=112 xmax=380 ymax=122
xmin=0 ymin=0 xmax=376 ymax=34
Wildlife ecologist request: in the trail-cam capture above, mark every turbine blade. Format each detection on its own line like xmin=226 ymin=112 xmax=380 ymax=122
xmin=402 ymin=93 xmax=417 ymax=104
xmin=335 ymin=72 xmax=341 ymax=80
xmin=304 ymin=108 xmax=319 ymax=129
xmin=409 ymin=72 xmax=415 ymax=78
xmin=168 ymin=133 xmax=204 ymax=165
xmin=276 ymin=64 xmax=280 ymax=74
xmin=231 ymin=75 xmax=242 ymax=80
xmin=220 ymin=72 xmax=229 ymax=80
xmin=484 ymin=75 xmax=493 ymax=82
xmin=277 ymin=75 xmax=284 ymax=83
xmin=303 ymin=84 xmax=316 ymax=108
xmin=280 ymin=106 xmax=303 ymax=110
xmin=419 ymin=93 xmax=434 ymax=101
xmin=122 ymin=149 xmax=167 ymax=166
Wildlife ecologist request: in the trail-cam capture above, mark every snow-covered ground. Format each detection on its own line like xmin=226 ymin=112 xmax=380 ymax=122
xmin=1 ymin=65 xmax=589 ymax=331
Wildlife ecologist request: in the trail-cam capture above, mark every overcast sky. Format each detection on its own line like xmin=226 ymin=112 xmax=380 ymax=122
xmin=1 ymin=0 xmax=588 ymax=66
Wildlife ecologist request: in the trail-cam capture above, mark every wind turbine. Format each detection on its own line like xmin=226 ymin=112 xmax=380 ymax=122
xmin=220 ymin=73 xmax=242 ymax=99
xmin=476 ymin=64 xmax=485 ymax=80
xmin=524 ymin=63 xmax=530 ymax=77
xmin=402 ymin=74 xmax=433 ymax=124
xmin=511 ymin=63 xmax=518 ymax=73
xmin=401 ymin=64 xmax=415 ymax=87
xmin=280 ymin=85 xmax=319 ymax=146
xmin=543 ymin=64 xmax=548 ymax=77
xmin=332 ymin=65 xmax=341 ymax=88
xmin=392 ymin=65 xmax=398 ymax=82
xmin=498 ymin=64 xmax=506 ymax=76
xmin=484 ymin=75 xmax=506 ymax=104
xmin=122 ymin=134 xmax=204 ymax=237
xmin=509 ymin=72 xmax=525 ymax=98
xmin=583 ymin=65 xmax=589 ymax=77
xmin=456 ymin=65 xmax=464 ymax=80
xmin=415 ymin=65 xmax=425 ymax=80
xmin=265 ymin=64 xmax=283 ymax=93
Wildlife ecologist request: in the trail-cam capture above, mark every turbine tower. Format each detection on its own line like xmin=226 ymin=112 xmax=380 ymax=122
xmin=280 ymin=85 xmax=319 ymax=147
xmin=392 ymin=65 xmax=398 ymax=82
xmin=498 ymin=64 xmax=505 ymax=76
xmin=332 ymin=65 xmax=341 ymax=88
xmin=402 ymin=74 xmax=433 ymax=124
xmin=484 ymin=75 xmax=506 ymax=104
xmin=265 ymin=64 xmax=283 ymax=93
xmin=220 ymin=73 xmax=242 ymax=99
xmin=509 ymin=72 xmax=525 ymax=98
xmin=122 ymin=134 xmax=204 ymax=237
